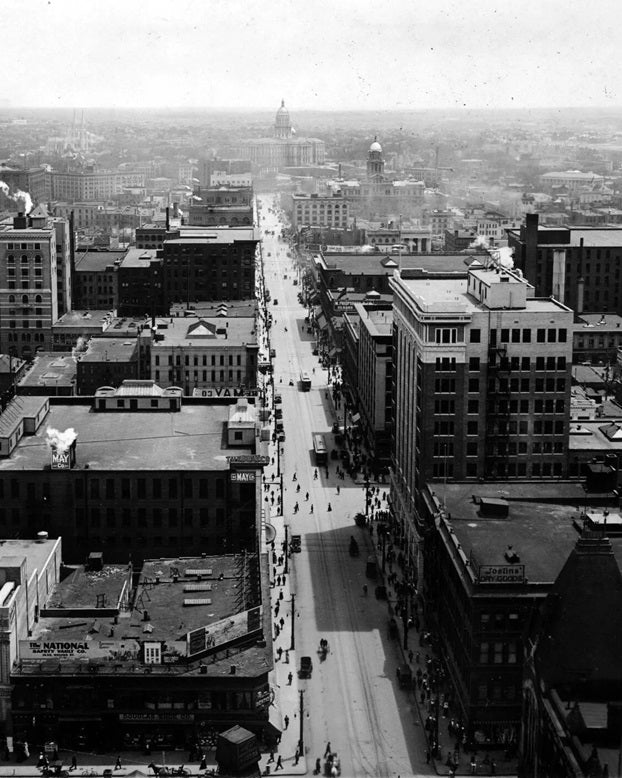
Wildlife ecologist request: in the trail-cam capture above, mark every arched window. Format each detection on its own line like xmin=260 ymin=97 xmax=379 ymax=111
xmin=21 ymin=295 xmax=29 ymax=304
xmin=8 ymin=295 xmax=15 ymax=303
xmin=35 ymin=295 xmax=42 ymax=303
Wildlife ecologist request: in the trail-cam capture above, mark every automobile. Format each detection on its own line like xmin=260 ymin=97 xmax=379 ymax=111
xmin=277 ymin=431 xmax=286 ymax=443
xmin=274 ymin=394 xmax=282 ymax=404
xmin=276 ymin=420 xmax=284 ymax=432
xmin=270 ymin=349 xmax=276 ymax=358
xmin=273 ymin=299 xmax=278 ymax=305
xmin=312 ymin=348 xmax=319 ymax=355
xmin=299 ymin=656 xmax=313 ymax=678
xmin=396 ymin=664 xmax=413 ymax=689
xmin=275 ymin=408 xmax=283 ymax=419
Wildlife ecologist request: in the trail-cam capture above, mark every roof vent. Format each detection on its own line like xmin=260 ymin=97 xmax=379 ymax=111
xmin=504 ymin=545 xmax=520 ymax=563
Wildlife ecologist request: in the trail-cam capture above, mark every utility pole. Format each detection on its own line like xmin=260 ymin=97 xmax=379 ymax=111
xmin=290 ymin=592 xmax=295 ymax=650
xmin=298 ymin=689 xmax=305 ymax=755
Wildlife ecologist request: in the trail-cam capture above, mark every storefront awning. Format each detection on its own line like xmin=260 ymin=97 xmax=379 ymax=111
xmin=317 ymin=315 xmax=328 ymax=330
xmin=313 ymin=305 xmax=323 ymax=318
xmin=328 ymin=347 xmax=340 ymax=358
xmin=351 ymin=412 xmax=361 ymax=424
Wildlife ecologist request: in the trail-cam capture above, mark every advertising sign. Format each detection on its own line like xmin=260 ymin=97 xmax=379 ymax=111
xmin=478 ymin=564 xmax=525 ymax=584
xmin=51 ymin=450 xmax=70 ymax=469
xmin=230 ymin=471 xmax=256 ymax=483
xmin=186 ymin=606 xmax=263 ymax=658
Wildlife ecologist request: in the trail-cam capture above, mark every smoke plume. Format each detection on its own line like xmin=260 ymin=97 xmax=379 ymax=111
xmin=46 ymin=427 xmax=77 ymax=454
xmin=491 ymin=245 xmax=515 ymax=270
xmin=0 ymin=181 xmax=33 ymax=214
xmin=469 ymin=235 xmax=489 ymax=249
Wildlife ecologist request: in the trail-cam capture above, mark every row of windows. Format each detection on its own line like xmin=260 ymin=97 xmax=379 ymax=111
xmin=154 ymin=369 xmax=244 ymax=383
xmin=88 ymin=506 xmax=225 ymax=527
xmin=5 ymin=243 xmax=42 ymax=250
xmin=479 ymin=641 xmax=518 ymax=664
xmin=7 ymin=281 xmax=43 ymax=290
xmin=7 ymin=321 xmax=44 ymax=329
xmin=6 ymin=255 xmax=43 ymax=264
xmin=72 ymin=477 xmax=225 ymax=500
xmin=432 ymin=461 xmax=565 ymax=478
xmin=465 ymin=440 xmax=565 ymax=456
xmin=155 ymin=354 xmax=243 ymax=367
xmin=470 ymin=327 xmax=568 ymax=344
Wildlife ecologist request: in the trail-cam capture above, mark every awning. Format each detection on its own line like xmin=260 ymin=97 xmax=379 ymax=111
xmin=328 ymin=347 xmax=340 ymax=357
xmin=317 ymin=314 xmax=328 ymax=330
xmin=351 ymin=413 xmax=361 ymax=424
xmin=313 ymin=305 xmax=323 ymax=318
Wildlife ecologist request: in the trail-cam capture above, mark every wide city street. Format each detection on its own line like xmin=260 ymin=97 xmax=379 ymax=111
xmin=257 ymin=194 xmax=430 ymax=778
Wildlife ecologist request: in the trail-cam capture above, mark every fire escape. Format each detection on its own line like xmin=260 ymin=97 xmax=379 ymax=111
xmin=485 ymin=327 xmax=511 ymax=479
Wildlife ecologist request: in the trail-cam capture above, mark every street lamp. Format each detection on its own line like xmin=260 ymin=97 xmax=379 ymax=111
xmin=289 ymin=593 xmax=296 ymax=650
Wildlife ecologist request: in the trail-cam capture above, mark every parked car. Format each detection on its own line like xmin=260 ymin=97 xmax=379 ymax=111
xmin=299 ymin=656 xmax=313 ymax=678
xmin=274 ymin=394 xmax=282 ymax=404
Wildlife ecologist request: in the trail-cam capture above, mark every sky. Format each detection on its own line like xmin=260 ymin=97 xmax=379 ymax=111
xmin=3 ymin=0 xmax=622 ymax=111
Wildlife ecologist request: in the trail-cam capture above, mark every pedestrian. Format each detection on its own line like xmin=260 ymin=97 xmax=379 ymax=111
xmin=305 ymin=492 xmax=309 ymax=501
xmin=284 ymin=714 xmax=289 ymax=729
xmin=294 ymin=748 xmax=300 ymax=765
xmin=363 ymin=584 xmax=368 ymax=595
xmin=115 ymin=756 xmax=122 ymax=770
xmin=275 ymin=755 xmax=283 ymax=771
xmin=425 ymin=748 xmax=431 ymax=764
xmin=277 ymin=646 xmax=283 ymax=660
xmin=287 ymin=671 xmax=293 ymax=685
xmin=279 ymin=616 xmax=284 ymax=628
xmin=315 ymin=757 xmax=321 ymax=775
xmin=277 ymin=575 xmax=281 ymax=587
xmin=71 ymin=754 xmax=77 ymax=771
xmin=470 ymin=754 xmax=477 ymax=774
xmin=408 ymin=649 xmax=414 ymax=663
xmin=336 ymin=485 xmax=340 ymax=495
xmin=23 ymin=742 xmax=29 ymax=759
xmin=267 ymin=751 xmax=275 ymax=763
xmin=327 ymin=502 xmax=332 ymax=511
xmin=310 ymin=504 xmax=314 ymax=514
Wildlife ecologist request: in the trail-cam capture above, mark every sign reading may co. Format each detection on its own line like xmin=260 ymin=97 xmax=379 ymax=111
xmin=230 ymin=471 xmax=256 ymax=483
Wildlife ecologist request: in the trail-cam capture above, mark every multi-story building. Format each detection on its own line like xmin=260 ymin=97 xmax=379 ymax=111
xmin=342 ymin=303 xmax=393 ymax=469
xmin=151 ymin=316 xmax=258 ymax=395
xmin=390 ymin=261 xmax=573 ymax=565
xmin=76 ymin=338 xmax=140 ymax=394
xmin=0 ymin=209 xmax=60 ymax=359
xmin=0 ymin=385 xmax=268 ymax=563
xmin=10 ymin=546 xmax=274 ymax=755
xmin=162 ymin=228 xmax=259 ymax=306
xmin=43 ymin=169 xmax=146 ymax=202
xmin=419 ymin=480 xmax=604 ymax=752
xmin=0 ymin=534 xmax=61 ymax=749
xmin=117 ymin=248 xmax=164 ymax=317
xmin=291 ymin=193 xmax=349 ymax=230
xmin=507 ymin=214 xmax=622 ymax=316
xmin=74 ymin=249 xmax=123 ymax=310
xmin=540 ymin=170 xmax=605 ymax=191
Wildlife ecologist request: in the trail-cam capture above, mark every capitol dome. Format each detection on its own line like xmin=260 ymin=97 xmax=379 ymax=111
xmin=369 ymin=137 xmax=382 ymax=153
xmin=274 ymin=99 xmax=292 ymax=139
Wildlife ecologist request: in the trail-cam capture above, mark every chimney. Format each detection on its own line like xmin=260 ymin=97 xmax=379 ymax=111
xmin=51 ymin=438 xmax=77 ymax=470
xmin=525 ymin=213 xmax=539 ymax=281
xmin=13 ymin=213 xmax=28 ymax=230
xmin=165 ymin=207 xmax=170 ymax=232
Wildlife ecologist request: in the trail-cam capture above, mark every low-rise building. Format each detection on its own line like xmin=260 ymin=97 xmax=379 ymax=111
xmin=74 ymin=249 xmax=123 ymax=310
xmin=17 ymin=352 xmax=77 ymax=395
xmin=10 ymin=548 xmax=273 ymax=754
xmin=151 ymin=315 xmax=258 ymax=395
xmin=76 ymin=338 xmax=140 ymax=395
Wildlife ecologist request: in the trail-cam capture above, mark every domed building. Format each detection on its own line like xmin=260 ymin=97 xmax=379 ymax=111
xmin=274 ymin=99 xmax=292 ymax=140
xmin=336 ymin=136 xmax=425 ymax=219
xmin=367 ymin=136 xmax=385 ymax=182
xmin=232 ymin=100 xmax=325 ymax=174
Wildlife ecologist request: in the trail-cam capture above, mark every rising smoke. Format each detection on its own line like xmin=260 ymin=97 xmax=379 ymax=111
xmin=46 ymin=427 xmax=77 ymax=454
xmin=0 ymin=181 xmax=33 ymax=214
xmin=470 ymin=235 xmax=515 ymax=270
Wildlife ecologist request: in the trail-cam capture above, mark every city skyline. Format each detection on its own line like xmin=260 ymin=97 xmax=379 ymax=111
xmin=3 ymin=0 xmax=622 ymax=112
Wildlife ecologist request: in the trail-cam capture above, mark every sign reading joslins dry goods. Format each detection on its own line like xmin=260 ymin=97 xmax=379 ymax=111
xmin=478 ymin=564 xmax=525 ymax=584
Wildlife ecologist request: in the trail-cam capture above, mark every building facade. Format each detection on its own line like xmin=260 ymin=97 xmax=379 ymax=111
xmin=291 ymin=193 xmax=349 ymax=230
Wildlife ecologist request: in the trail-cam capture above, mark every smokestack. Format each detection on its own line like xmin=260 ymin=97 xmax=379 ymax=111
xmin=577 ymin=277 xmax=585 ymax=314
xmin=165 ymin=207 xmax=170 ymax=232
xmin=524 ymin=213 xmax=539 ymax=283
xmin=47 ymin=427 xmax=77 ymax=469
xmin=13 ymin=213 xmax=28 ymax=230
xmin=173 ymin=202 xmax=179 ymax=218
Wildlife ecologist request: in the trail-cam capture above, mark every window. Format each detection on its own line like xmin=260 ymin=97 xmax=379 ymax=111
xmin=470 ymin=329 xmax=481 ymax=343
xmin=469 ymin=357 xmax=480 ymax=371
xmin=479 ymin=642 xmax=489 ymax=664
xmin=468 ymin=378 xmax=479 ymax=393
xmin=558 ymin=328 xmax=567 ymax=342
xmin=511 ymin=329 xmax=520 ymax=343
xmin=468 ymin=400 xmax=479 ymax=414
xmin=537 ymin=329 xmax=546 ymax=343
xmin=494 ymin=642 xmax=503 ymax=664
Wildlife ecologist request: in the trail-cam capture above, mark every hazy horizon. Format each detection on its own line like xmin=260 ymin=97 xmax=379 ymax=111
xmin=4 ymin=0 xmax=622 ymax=113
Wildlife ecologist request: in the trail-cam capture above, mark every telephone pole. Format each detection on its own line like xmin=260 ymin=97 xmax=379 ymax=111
xmin=298 ymin=689 xmax=305 ymax=755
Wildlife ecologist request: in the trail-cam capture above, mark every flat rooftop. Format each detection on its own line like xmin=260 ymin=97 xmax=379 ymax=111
xmin=0 ymin=402 xmax=253 ymax=471
xmin=435 ymin=482 xmax=598 ymax=584
xmin=121 ymin=248 xmax=159 ymax=268
xmin=24 ymin=555 xmax=271 ymax=677
xmin=18 ymin=353 xmax=76 ymax=388
xmin=320 ymin=253 xmax=479 ymax=275
xmin=53 ymin=310 xmax=112 ymax=329
xmin=80 ymin=338 xmax=138 ymax=362
xmin=75 ymin=250 xmax=126 ymax=272
xmin=153 ymin=317 xmax=257 ymax=348
xmin=170 ymin=299 xmax=257 ymax=318
xmin=0 ymin=537 xmax=59 ymax=577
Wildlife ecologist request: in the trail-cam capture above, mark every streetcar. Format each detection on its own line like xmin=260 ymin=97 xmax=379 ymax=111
xmin=300 ymin=371 xmax=311 ymax=391
xmin=313 ymin=433 xmax=328 ymax=465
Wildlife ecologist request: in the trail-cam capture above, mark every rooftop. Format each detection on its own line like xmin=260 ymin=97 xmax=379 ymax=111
xmin=0 ymin=401 xmax=254 ymax=471
xmin=152 ymin=316 xmax=257 ymax=348
xmin=319 ymin=252 xmax=478 ymax=276
xmin=80 ymin=338 xmax=138 ymax=363
xmin=435 ymin=481 xmax=606 ymax=585
xmin=75 ymin=250 xmax=126 ymax=272
xmin=120 ymin=248 xmax=160 ymax=268
xmin=18 ymin=353 xmax=76 ymax=388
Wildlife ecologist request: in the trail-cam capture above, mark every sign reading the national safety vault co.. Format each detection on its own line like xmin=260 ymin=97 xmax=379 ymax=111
xmin=478 ymin=564 xmax=525 ymax=584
